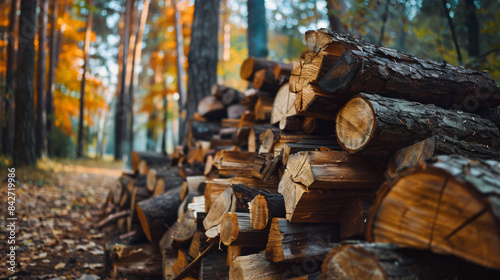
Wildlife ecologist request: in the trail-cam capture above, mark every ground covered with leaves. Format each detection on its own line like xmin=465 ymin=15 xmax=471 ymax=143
xmin=0 ymin=160 xmax=123 ymax=280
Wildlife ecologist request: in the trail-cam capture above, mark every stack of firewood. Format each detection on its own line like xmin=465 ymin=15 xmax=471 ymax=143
xmin=99 ymin=29 xmax=500 ymax=279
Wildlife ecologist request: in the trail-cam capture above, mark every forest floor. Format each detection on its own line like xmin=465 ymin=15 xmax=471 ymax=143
xmin=0 ymin=159 xmax=124 ymax=280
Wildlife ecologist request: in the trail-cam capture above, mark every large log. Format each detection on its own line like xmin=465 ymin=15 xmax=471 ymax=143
xmin=201 ymin=251 xmax=229 ymax=280
xmin=220 ymin=212 xmax=269 ymax=247
xmin=336 ymin=93 xmax=500 ymax=157
xmin=131 ymin=151 xmax=170 ymax=175
xmin=321 ymin=242 xmax=500 ymax=280
xmin=271 ymin=84 xmax=295 ymax=125
xmin=249 ymin=194 xmax=286 ymax=230
xmin=388 ymin=135 xmax=500 ymax=178
xmin=253 ymin=69 xmax=282 ymax=93
xmin=191 ymin=121 xmax=222 ymax=141
xmin=212 ymin=84 xmax=245 ymax=106
xmin=284 ymin=150 xmax=385 ymax=188
xmin=279 ymin=170 xmax=374 ymax=223
xmin=198 ymin=95 xmax=226 ymax=120
xmin=254 ymin=96 xmax=274 ymax=121
xmin=146 ymin=167 xmax=183 ymax=192
xmin=367 ymin=155 xmax=500 ymax=269
xmin=213 ymin=150 xmax=256 ymax=177
xmin=266 ymin=218 xmax=339 ymax=263
xmin=136 ymin=187 xmax=183 ymax=242
xmin=305 ymin=29 xmax=500 ymax=113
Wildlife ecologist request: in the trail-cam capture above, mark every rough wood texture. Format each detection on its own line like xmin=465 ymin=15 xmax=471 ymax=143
xmin=367 ymin=155 xmax=500 ymax=269
xmin=253 ymin=69 xmax=282 ymax=93
xmin=295 ymin=83 xmax=343 ymax=120
xmin=273 ymin=63 xmax=292 ymax=80
xmin=305 ymin=29 xmax=500 ymax=114
xmin=321 ymin=242 xmax=500 ymax=280
xmin=282 ymin=140 xmax=341 ymax=165
xmin=203 ymin=186 xmax=233 ymax=231
xmin=230 ymin=251 xmax=313 ymax=280
xmin=284 ymin=150 xmax=385 ymax=188
xmin=198 ymin=95 xmax=226 ymax=120
xmin=214 ymin=150 xmax=256 ymax=177
xmin=220 ymin=212 xmax=269 ymax=247
xmin=248 ymin=125 xmax=274 ymax=153
xmin=336 ymin=93 xmax=500 ymax=157
xmin=146 ymin=167 xmax=183 ymax=192
xmin=388 ymin=135 xmax=500 ymax=178
xmin=258 ymin=128 xmax=281 ymax=154
xmin=271 ymin=84 xmax=296 ymax=125
xmin=170 ymin=210 xmax=197 ymax=249
xmin=250 ymin=194 xmax=286 ymax=230
xmin=339 ymin=197 xmax=372 ymax=240
xmin=279 ymin=170 xmax=374 ymax=223
xmin=227 ymin=246 xmax=242 ymax=267
xmin=254 ymin=96 xmax=274 ymax=121
xmin=212 ymin=84 xmax=244 ymax=106
xmin=266 ymin=218 xmax=339 ymax=263
xmin=136 ymin=187 xmax=182 ymax=242
xmin=201 ymin=251 xmax=229 ymax=279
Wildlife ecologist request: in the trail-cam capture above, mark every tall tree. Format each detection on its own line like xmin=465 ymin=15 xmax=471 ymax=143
xmin=3 ymin=0 xmax=19 ymax=156
xmin=180 ymin=0 xmax=220 ymax=144
xmin=77 ymin=0 xmax=94 ymax=158
xmin=36 ymin=0 xmax=48 ymax=158
xmin=14 ymin=0 xmax=37 ymax=166
xmin=442 ymin=0 xmax=463 ymax=64
xmin=128 ymin=0 xmax=150 ymax=153
xmin=326 ymin=0 xmax=347 ymax=33
xmin=465 ymin=0 xmax=479 ymax=57
xmin=173 ymin=0 xmax=186 ymax=112
xmin=46 ymin=0 xmax=58 ymax=157
xmin=115 ymin=0 xmax=133 ymax=160
xmin=247 ymin=0 xmax=267 ymax=58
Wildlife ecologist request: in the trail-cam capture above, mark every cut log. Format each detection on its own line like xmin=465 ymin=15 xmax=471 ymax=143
xmin=232 ymin=184 xmax=268 ymax=212
xmin=130 ymin=186 xmax=151 ymax=227
xmin=254 ymin=96 xmax=274 ymax=121
xmin=170 ymin=210 xmax=197 ymax=249
xmin=230 ymin=251 xmax=315 ymax=280
xmin=136 ymin=187 xmax=183 ymax=242
xmin=204 ymin=182 xmax=228 ymax=212
xmin=279 ymin=170 xmax=374 ymax=223
xmin=266 ymin=218 xmax=339 ymax=262
xmin=212 ymin=84 xmax=244 ymax=106
xmin=295 ymin=83 xmax=342 ymax=120
xmin=227 ymin=104 xmax=247 ymax=120
xmin=338 ymin=197 xmax=372 ymax=240
xmin=250 ymin=194 xmax=286 ymax=230
xmin=147 ymin=167 xmax=182 ymax=192
xmin=201 ymin=251 xmax=230 ymax=279
xmin=301 ymin=117 xmax=335 ymax=135
xmin=222 ymin=118 xmax=241 ymax=128
xmin=173 ymin=249 xmax=194 ymax=275
xmin=367 ymin=155 xmax=500 ymax=269
xmin=227 ymin=245 xmax=242 ymax=267
xmin=282 ymin=140 xmax=341 ymax=165
xmin=213 ymin=150 xmax=256 ymax=177
xmin=248 ymin=125 xmax=274 ymax=153
xmin=273 ymin=63 xmax=292 ymax=80
xmin=284 ymin=150 xmax=385 ymax=188
xmin=258 ymin=128 xmax=281 ymax=154
xmin=279 ymin=116 xmax=303 ymax=131
xmin=321 ymin=242 xmax=500 ymax=280
xmin=336 ymin=93 xmax=500 ymax=157
xmin=240 ymin=57 xmax=288 ymax=82
xmin=203 ymin=187 xmax=233 ymax=231
xmin=173 ymin=242 xmax=216 ymax=280
xmin=191 ymin=121 xmax=222 ymax=141
xmin=252 ymin=153 xmax=281 ymax=182
xmin=131 ymin=151 xmax=170 ymax=175
xmin=198 ymin=95 xmax=226 ymax=120
xmin=304 ymin=29 xmax=500 ymax=113
xmin=253 ymin=69 xmax=282 ymax=93
xmin=220 ymin=212 xmax=269 ymax=247
xmin=271 ymin=83 xmax=296 ymax=125
xmin=388 ymin=135 xmax=500 ymax=178
xmin=289 ymin=52 xmax=337 ymax=95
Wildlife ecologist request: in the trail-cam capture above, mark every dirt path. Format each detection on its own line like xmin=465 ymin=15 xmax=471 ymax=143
xmin=1 ymin=161 xmax=123 ymax=279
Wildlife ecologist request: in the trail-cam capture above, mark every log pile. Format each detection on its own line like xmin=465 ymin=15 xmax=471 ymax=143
xmin=98 ymin=29 xmax=500 ymax=279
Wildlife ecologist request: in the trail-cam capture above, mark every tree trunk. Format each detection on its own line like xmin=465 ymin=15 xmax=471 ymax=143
xmin=173 ymin=0 xmax=186 ymax=112
xmin=247 ymin=0 xmax=267 ymax=58
xmin=336 ymin=93 xmax=500 ymax=157
xmin=115 ymin=0 xmax=133 ymax=160
xmin=367 ymin=155 xmax=500 ymax=270
xmin=181 ymin=0 xmax=220 ymax=144
xmin=45 ymin=0 xmax=57 ymax=157
xmin=3 ymin=0 xmax=19 ymax=156
xmin=465 ymin=0 xmax=479 ymax=57
xmin=325 ymin=0 xmax=346 ymax=33
xmin=14 ymin=0 xmax=37 ymax=166
xmin=36 ymin=0 xmax=48 ymax=158
xmin=77 ymin=0 xmax=93 ymax=158
xmin=321 ymin=242 xmax=500 ymax=280
xmin=442 ymin=0 xmax=463 ymax=64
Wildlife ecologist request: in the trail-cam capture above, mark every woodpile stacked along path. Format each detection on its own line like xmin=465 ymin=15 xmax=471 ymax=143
xmin=97 ymin=28 xmax=500 ymax=279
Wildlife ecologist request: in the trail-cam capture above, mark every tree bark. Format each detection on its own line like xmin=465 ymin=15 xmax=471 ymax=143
xmin=36 ymin=0 xmax=48 ymax=158
xmin=3 ymin=0 xmax=19 ymax=156
xmin=77 ymin=0 xmax=94 ymax=158
xmin=14 ymin=0 xmax=37 ymax=166
xmin=367 ymin=155 xmax=500 ymax=270
xmin=173 ymin=0 xmax=186 ymax=111
xmin=247 ymin=0 xmax=267 ymax=58
xmin=45 ymin=0 xmax=58 ymax=157
xmin=336 ymin=93 xmax=500 ymax=157
xmin=181 ymin=0 xmax=220 ymax=144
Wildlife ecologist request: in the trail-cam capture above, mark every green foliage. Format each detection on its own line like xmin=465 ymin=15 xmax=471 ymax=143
xmin=48 ymin=128 xmax=77 ymax=159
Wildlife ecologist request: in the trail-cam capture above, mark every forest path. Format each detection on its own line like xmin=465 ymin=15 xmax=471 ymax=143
xmin=1 ymin=160 xmax=124 ymax=279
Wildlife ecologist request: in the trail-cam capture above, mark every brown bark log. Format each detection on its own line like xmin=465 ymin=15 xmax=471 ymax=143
xmin=282 ymin=139 xmax=340 ymax=165
xmin=336 ymin=93 xmax=500 ymax=157
xmin=136 ymin=187 xmax=183 ymax=242
xmin=321 ymin=242 xmax=500 ymax=280
xmin=220 ymin=212 xmax=269 ymax=247
xmin=213 ymin=150 xmax=256 ymax=177
xmin=198 ymin=95 xmax=226 ymax=120
xmin=131 ymin=151 xmax=170 ymax=175
xmin=254 ymin=96 xmax=274 ymax=121
xmin=265 ymin=218 xmax=339 ymax=262
xmin=273 ymin=63 xmax=292 ymax=80
xmin=388 ymin=135 xmax=500 ymax=178
xmin=201 ymin=251 xmax=229 ymax=279
xmin=240 ymin=57 xmax=289 ymax=81
xmin=305 ymin=29 xmax=500 ymax=113
xmin=250 ymin=194 xmax=286 ymax=230
xmin=367 ymin=155 xmax=500 ymax=269
xmin=253 ymin=69 xmax=282 ymax=93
